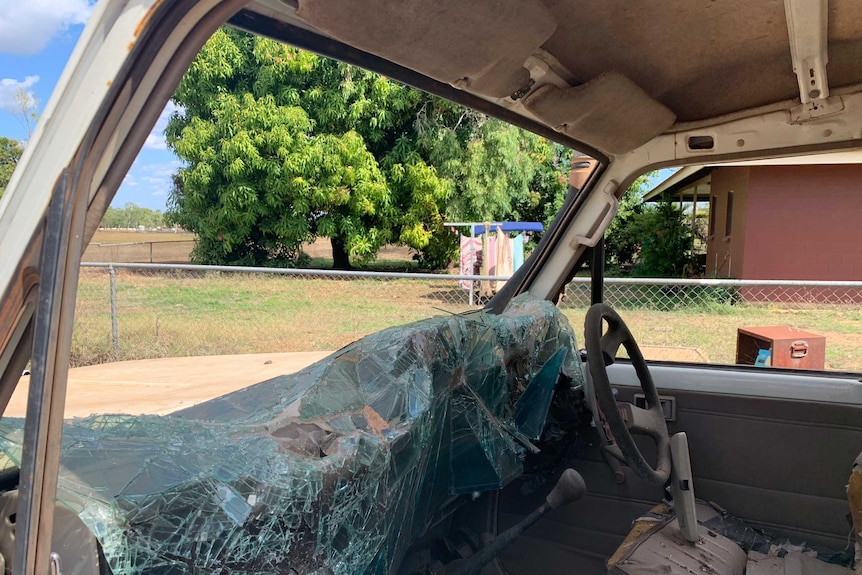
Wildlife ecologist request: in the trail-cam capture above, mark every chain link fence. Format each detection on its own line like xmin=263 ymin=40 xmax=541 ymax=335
xmin=72 ymin=263 xmax=862 ymax=373
xmin=82 ymin=240 xmax=196 ymax=264
xmin=561 ymin=277 xmax=862 ymax=309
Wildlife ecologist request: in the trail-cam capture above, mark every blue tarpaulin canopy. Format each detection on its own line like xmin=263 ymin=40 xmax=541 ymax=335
xmin=443 ymin=222 xmax=544 ymax=236
xmin=470 ymin=222 xmax=544 ymax=235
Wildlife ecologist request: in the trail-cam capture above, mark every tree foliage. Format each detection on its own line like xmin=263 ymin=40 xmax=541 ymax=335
xmin=604 ymin=173 xmax=654 ymax=270
xmin=100 ymin=203 xmax=165 ymax=229
xmin=166 ymin=28 xmax=570 ymax=269
xmin=2 ymin=88 xmax=38 ymax=141
xmin=0 ymin=137 xmax=23 ymax=199
xmin=625 ymin=200 xmax=695 ymax=277
xmin=605 ymin=173 xmax=697 ymax=277
xmin=441 ymin=119 xmax=571 ymax=224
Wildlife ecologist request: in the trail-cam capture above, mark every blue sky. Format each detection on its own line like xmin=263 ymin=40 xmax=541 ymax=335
xmin=0 ymin=0 xmax=179 ymax=211
xmin=0 ymin=2 xmax=677 ymax=213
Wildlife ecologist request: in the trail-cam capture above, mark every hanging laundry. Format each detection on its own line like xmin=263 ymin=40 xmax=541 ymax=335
xmin=495 ymin=226 xmax=514 ymax=291
xmin=479 ymin=232 xmax=497 ymax=298
xmin=512 ymin=234 xmax=525 ymax=271
xmin=459 ymin=235 xmax=482 ymax=290
xmin=447 ymin=221 xmax=544 ymax=300
xmin=486 ymin=233 xmax=497 ymax=276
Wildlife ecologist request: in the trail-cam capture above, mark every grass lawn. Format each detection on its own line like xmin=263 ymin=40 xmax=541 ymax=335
xmin=72 ymin=268 xmax=862 ymax=374
xmin=562 ymin=306 xmax=862 ymax=372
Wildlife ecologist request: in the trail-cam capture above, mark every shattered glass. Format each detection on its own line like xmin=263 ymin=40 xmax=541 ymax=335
xmin=701 ymin=505 xmax=855 ymax=566
xmin=0 ymin=294 xmax=583 ymax=574
xmin=514 ymin=347 xmax=568 ymax=440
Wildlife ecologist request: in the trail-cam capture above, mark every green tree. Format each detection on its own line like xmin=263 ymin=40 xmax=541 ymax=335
xmin=629 ymin=200 xmax=695 ymax=277
xmin=443 ymin=119 xmax=538 ymax=222
xmin=0 ymin=138 xmax=23 ymax=199
xmin=100 ymin=203 xmax=165 ymax=229
xmin=166 ymin=28 xmax=570 ymax=269
xmin=604 ymin=173 xmax=655 ymax=271
xmin=512 ymin=141 xmax=573 ymax=230
xmin=604 ymin=173 xmax=697 ymax=278
xmin=167 ymin=29 xmax=438 ymax=268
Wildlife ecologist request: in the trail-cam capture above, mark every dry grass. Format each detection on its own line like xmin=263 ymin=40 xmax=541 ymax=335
xmin=562 ymin=306 xmax=862 ymax=372
xmin=72 ymin=268 xmax=862 ymax=373
xmin=71 ymin=268 xmax=470 ymax=366
xmin=91 ymin=230 xmax=196 ymax=244
xmin=83 ymin=232 xmax=418 ymax=269
xmin=84 ymin=230 xmax=196 ymax=263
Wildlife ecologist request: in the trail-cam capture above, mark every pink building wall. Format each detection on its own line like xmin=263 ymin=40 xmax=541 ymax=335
xmin=741 ymin=165 xmax=862 ymax=281
xmin=705 ymin=167 xmax=750 ymax=278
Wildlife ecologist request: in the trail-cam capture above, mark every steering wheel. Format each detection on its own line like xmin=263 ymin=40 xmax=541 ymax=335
xmin=584 ymin=303 xmax=671 ymax=485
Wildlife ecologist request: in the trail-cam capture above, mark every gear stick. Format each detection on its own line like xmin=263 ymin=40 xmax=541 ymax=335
xmin=450 ymin=469 xmax=587 ymax=575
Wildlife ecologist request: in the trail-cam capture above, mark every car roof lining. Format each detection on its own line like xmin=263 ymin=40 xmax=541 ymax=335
xmin=535 ymin=0 xmax=862 ymax=124
xmin=294 ymin=0 xmax=557 ymax=99
xmin=240 ymin=0 xmax=862 ymax=156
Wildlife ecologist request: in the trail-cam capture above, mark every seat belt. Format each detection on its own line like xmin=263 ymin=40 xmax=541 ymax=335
xmin=670 ymin=432 xmax=698 ymax=543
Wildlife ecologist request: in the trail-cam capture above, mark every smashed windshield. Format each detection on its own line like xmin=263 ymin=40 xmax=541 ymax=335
xmin=0 ymin=295 xmax=583 ymax=574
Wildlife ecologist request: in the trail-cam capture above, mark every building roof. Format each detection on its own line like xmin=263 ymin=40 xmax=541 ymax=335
xmin=643 ymin=167 xmax=713 ymax=203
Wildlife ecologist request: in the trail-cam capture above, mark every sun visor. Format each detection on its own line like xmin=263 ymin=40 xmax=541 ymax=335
xmin=523 ymin=72 xmax=676 ymax=155
xmin=296 ymin=0 xmax=556 ymax=98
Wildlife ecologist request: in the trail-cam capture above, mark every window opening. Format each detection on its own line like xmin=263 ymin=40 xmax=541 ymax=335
xmin=709 ymin=196 xmax=717 ymax=237
xmin=725 ymin=192 xmax=734 ymax=237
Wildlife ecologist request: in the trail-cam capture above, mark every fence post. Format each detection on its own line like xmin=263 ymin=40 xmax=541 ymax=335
xmin=109 ymin=264 xmax=120 ymax=358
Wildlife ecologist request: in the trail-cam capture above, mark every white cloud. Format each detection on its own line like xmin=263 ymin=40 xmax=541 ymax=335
xmin=0 ymin=76 xmax=39 ymax=109
xmin=143 ymin=101 xmax=182 ymax=151
xmin=143 ymin=133 xmax=166 ymax=151
xmin=114 ymin=158 xmax=182 ymax=209
xmin=0 ymin=0 xmax=93 ymax=55
xmin=134 ymin=159 xmax=181 ymax=193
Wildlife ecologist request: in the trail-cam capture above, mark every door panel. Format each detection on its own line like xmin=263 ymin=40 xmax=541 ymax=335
xmin=493 ymin=363 xmax=862 ymax=575
xmin=618 ymin=364 xmax=862 ymax=550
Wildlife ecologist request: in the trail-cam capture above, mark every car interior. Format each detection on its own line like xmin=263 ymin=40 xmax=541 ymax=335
xmin=465 ymin=308 xmax=862 ymax=575
xmin=0 ymin=0 xmax=861 ymax=574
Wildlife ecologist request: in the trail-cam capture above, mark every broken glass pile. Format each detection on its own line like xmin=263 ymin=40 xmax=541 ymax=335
xmin=0 ymin=294 xmax=583 ymax=574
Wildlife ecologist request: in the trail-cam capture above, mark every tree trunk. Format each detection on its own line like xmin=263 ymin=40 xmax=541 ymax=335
xmin=331 ymin=236 xmax=353 ymax=270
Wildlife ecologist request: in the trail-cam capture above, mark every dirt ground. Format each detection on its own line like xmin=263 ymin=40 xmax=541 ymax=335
xmin=300 ymin=238 xmax=414 ymax=262
xmin=9 ymin=352 xmax=331 ymax=419
xmin=83 ymin=230 xmax=196 ymax=263
xmin=83 ymin=231 xmax=414 ymax=265
xmin=11 ymin=344 xmax=706 ymax=421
